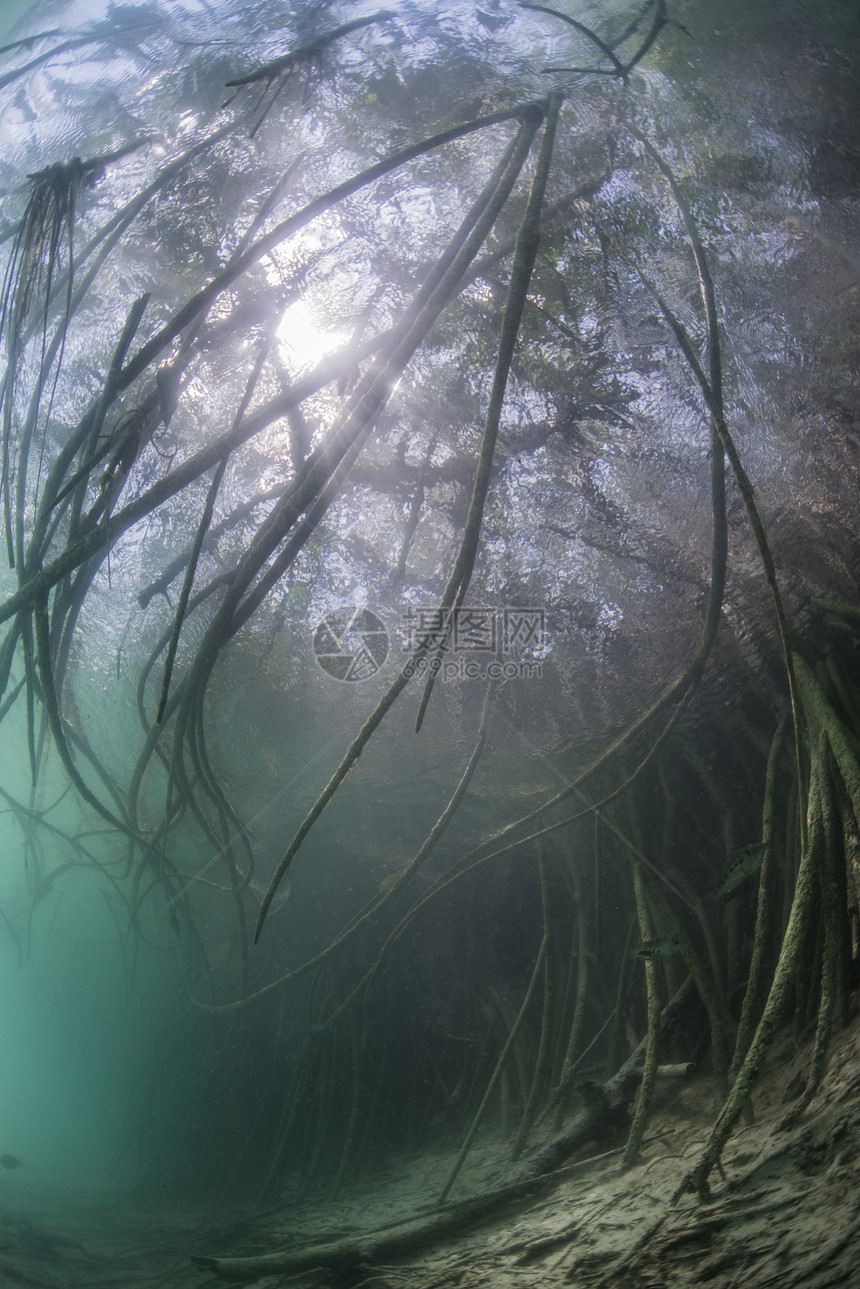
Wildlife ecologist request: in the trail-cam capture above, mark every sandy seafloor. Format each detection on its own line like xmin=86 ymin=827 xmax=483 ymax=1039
xmin=2 ymin=1013 xmax=859 ymax=1289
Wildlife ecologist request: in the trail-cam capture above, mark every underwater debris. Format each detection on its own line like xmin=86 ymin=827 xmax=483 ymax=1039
xmin=712 ymin=843 xmax=765 ymax=902
xmin=632 ymin=937 xmax=680 ymax=959
xmin=655 ymin=1061 xmax=696 ymax=1079
xmin=247 ymin=875 xmax=291 ymax=917
xmin=0 ymin=1155 xmax=21 ymax=1169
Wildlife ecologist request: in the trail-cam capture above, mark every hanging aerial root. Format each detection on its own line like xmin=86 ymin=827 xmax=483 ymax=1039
xmin=35 ymin=293 xmax=150 ymax=554
xmin=31 ymin=592 xmax=138 ymax=843
xmin=1 ymin=143 xmax=146 ymax=566
xmin=225 ymin=12 xmax=394 ymax=89
xmin=1 ymin=161 xmax=82 ymax=562
xmin=731 ymin=717 xmax=788 ymax=1078
xmin=249 ymin=105 xmax=548 ymax=943
xmin=674 ymin=732 xmax=829 ymax=1203
xmin=622 ymin=864 xmax=661 ymax=1168
xmin=551 ymin=858 xmax=591 ymax=1123
xmin=647 ymin=867 xmax=733 ymax=1097
xmin=627 ymin=131 xmax=805 ymax=848
xmin=118 ymin=100 xmax=547 ymax=395
xmin=522 ymin=2 xmax=627 ymax=79
xmin=781 ymin=753 xmax=843 ymax=1127
xmin=172 ymin=108 xmax=544 ymax=768
xmin=437 ymin=931 xmax=547 ymax=1205
xmin=194 ymin=978 xmax=698 ymax=1284
xmin=153 ymin=330 xmax=271 ymax=724
xmin=794 ymin=654 xmax=860 ymax=824
xmin=414 ymin=94 xmax=561 ymax=730
xmin=513 ymin=846 xmax=557 ymax=1158
xmin=223 ymin=11 xmax=395 ymax=134
xmin=0 ymin=105 xmax=570 ymax=640
xmin=462 ymin=204 xmax=730 ymax=865
xmin=524 ymin=0 xmax=667 ymax=81
xmin=201 ymin=684 xmax=495 ymax=1012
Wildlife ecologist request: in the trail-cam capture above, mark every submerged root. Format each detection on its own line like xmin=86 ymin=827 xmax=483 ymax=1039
xmin=193 ymin=980 xmax=697 ymax=1282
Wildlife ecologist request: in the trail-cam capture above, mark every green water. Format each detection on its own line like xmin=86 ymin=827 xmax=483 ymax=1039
xmin=0 ymin=717 xmax=177 ymax=1195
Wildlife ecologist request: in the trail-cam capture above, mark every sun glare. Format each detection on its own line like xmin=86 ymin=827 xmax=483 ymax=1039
xmin=276 ymin=297 xmax=348 ymax=371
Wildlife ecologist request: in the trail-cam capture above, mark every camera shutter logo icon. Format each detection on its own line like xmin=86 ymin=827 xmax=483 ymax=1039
xmin=313 ymin=607 xmax=389 ymax=681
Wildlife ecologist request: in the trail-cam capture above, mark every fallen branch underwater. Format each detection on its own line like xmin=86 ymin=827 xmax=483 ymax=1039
xmin=191 ymin=979 xmax=697 ymax=1282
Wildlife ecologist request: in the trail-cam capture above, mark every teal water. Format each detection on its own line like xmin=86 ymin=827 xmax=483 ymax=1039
xmin=0 ymin=722 xmax=178 ymax=1196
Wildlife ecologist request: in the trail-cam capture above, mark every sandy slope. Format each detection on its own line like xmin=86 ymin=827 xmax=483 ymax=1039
xmin=2 ymin=1012 xmax=860 ymax=1287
